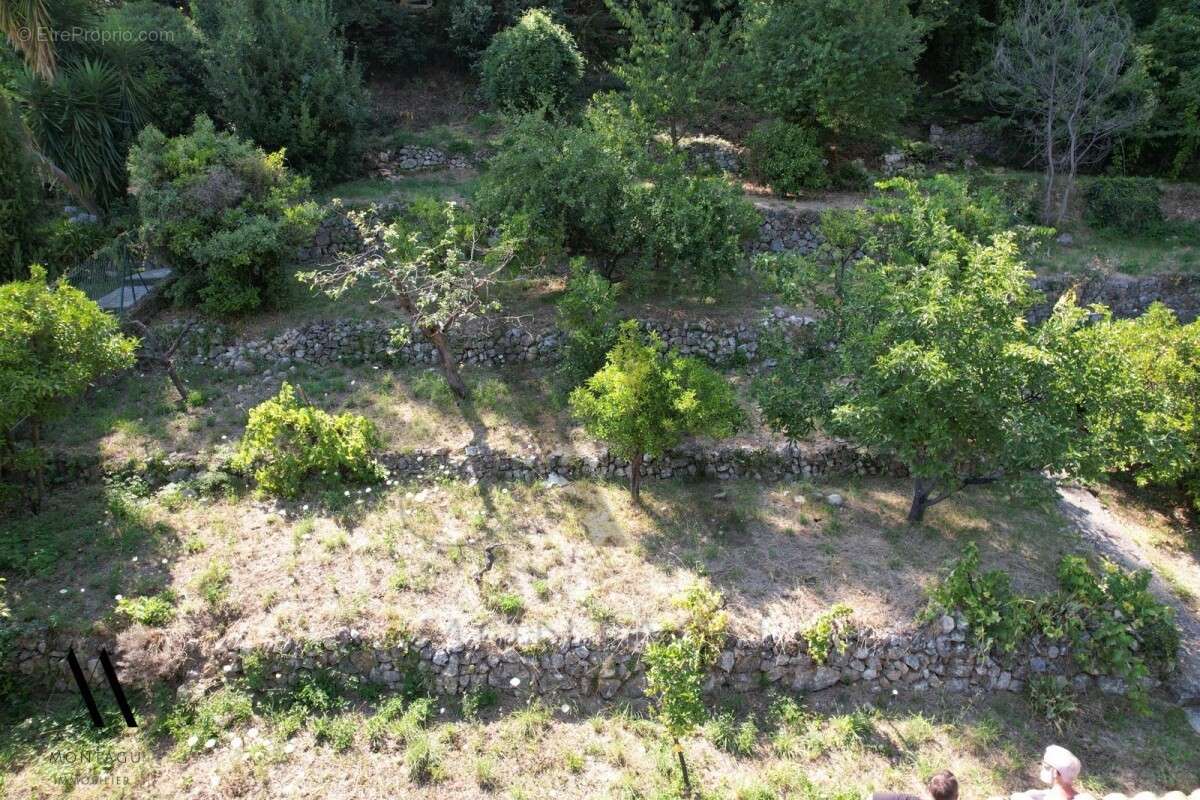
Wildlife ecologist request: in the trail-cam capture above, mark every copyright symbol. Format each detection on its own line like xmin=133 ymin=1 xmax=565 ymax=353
xmin=16 ymin=26 xmax=32 ymax=43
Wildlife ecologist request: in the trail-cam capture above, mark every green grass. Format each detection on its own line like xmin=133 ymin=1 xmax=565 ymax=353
xmin=1037 ymin=219 xmax=1200 ymax=275
xmin=316 ymin=174 xmax=480 ymax=206
xmin=4 ymin=684 xmax=1196 ymax=799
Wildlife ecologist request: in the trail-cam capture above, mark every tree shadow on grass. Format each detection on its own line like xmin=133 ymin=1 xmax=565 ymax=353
xmin=627 ymin=475 xmax=1082 ymax=637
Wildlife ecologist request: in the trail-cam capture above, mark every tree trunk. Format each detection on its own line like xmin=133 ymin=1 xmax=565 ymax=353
xmin=425 ymin=328 xmax=469 ymax=400
xmin=30 ymin=417 xmax=45 ymax=514
xmin=630 ymin=452 xmax=643 ymax=505
xmin=166 ymin=363 xmax=188 ymax=407
xmin=907 ymin=477 xmax=932 ymax=524
xmin=674 ymin=739 xmax=692 ymax=798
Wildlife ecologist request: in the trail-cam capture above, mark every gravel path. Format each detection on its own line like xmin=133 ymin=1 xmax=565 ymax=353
xmin=1056 ymin=483 xmax=1200 ymax=730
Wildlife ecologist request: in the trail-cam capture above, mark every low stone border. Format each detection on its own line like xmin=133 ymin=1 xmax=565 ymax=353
xmin=10 ymin=614 xmax=1148 ymax=704
xmin=367 ymin=145 xmax=478 ymax=178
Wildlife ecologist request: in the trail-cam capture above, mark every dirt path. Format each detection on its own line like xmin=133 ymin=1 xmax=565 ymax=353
xmin=747 ymin=191 xmax=868 ymax=213
xmin=1056 ymin=482 xmax=1200 ymax=726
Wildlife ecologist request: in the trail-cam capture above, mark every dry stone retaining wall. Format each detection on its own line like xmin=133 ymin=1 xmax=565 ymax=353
xmin=10 ymin=615 xmax=1145 ymax=704
xmin=301 ymin=201 xmax=824 ymax=263
xmin=1031 ymin=272 xmax=1200 ymax=323
xmin=35 ymin=440 xmax=901 ymax=492
xmin=174 ymin=314 xmax=802 ymax=374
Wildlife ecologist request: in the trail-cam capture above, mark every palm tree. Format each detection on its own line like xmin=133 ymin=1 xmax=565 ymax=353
xmin=2 ymin=0 xmax=100 ymax=214
xmin=1 ymin=0 xmax=55 ymax=78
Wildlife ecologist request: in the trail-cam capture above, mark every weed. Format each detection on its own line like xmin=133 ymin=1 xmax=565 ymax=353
xmin=115 ymin=591 xmax=177 ymax=626
xmin=404 ymin=731 xmax=445 ymax=784
xmin=194 ymin=559 xmax=231 ymax=609
xmin=1027 ymin=675 xmax=1079 ymax=732
xmin=462 ymin=687 xmax=498 ymax=721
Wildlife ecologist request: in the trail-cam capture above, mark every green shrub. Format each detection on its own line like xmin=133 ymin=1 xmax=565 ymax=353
xmin=479 ymin=9 xmax=584 ymax=113
xmin=742 ymin=0 xmax=922 ymax=137
xmin=556 ymin=258 xmax=620 ymax=386
xmin=115 ymin=592 xmax=177 ymax=626
xmin=926 ymin=543 xmax=1031 ymax=654
xmin=232 ymin=382 xmax=384 ymax=498
xmin=334 ymin=0 xmax=433 ymax=73
xmin=475 ymin=111 xmax=636 ymax=266
xmin=828 ymin=159 xmax=871 ymax=191
xmin=631 ymin=160 xmax=759 ymax=290
xmin=32 ymin=218 xmax=115 ymax=275
xmin=0 ymin=100 xmax=41 ymax=283
xmin=929 ymin=543 xmax=1180 ymax=706
xmin=570 ymin=323 xmax=744 ymax=501
xmin=1081 ymin=304 xmax=1200 ymax=509
xmin=1054 ymin=555 xmax=1179 ymax=684
xmin=479 ymin=100 xmax=753 ymax=289
xmin=801 ymin=603 xmax=853 ymax=665
xmin=1084 ymin=176 xmax=1164 ymax=235
xmin=446 ymin=0 xmax=495 ymax=59
xmin=745 ymin=121 xmax=827 ymax=195
xmin=127 ymin=116 xmax=321 ymax=316
xmin=0 ymin=265 xmax=138 ymax=435
xmin=206 ymin=0 xmax=370 ymax=183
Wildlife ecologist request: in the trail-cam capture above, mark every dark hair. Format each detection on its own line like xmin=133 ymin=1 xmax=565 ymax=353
xmin=929 ymin=771 xmax=958 ymax=800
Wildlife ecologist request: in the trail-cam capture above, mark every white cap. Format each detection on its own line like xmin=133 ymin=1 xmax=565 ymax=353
xmin=1043 ymin=745 xmax=1082 ymax=782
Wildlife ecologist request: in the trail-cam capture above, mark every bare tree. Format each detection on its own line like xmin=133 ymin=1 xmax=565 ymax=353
xmin=991 ymin=0 xmax=1152 ymax=225
xmin=128 ymin=320 xmax=194 ymax=408
xmin=299 ymin=201 xmax=515 ymax=400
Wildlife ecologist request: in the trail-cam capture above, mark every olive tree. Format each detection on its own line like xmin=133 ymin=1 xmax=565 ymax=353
xmin=569 ymin=321 xmax=743 ymax=503
xmin=755 ymin=180 xmax=1121 ymax=523
xmin=990 ymin=0 xmax=1153 ymax=224
xmin=0 ymin=266 xmax=138 ymax=510
xmin=300 ymin=200 xmax=515 ymax=401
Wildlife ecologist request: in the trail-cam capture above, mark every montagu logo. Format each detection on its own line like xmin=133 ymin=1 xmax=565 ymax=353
xmin=66 ymin=647 xmax=137 ymax=729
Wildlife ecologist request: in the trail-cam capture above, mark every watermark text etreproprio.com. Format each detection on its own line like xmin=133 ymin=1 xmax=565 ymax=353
xmin=15 ymin=26 xmax=177 ymax=45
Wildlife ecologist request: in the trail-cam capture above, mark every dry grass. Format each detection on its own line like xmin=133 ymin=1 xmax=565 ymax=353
xmin=3 ymin=472 xmax=1079 ymax=661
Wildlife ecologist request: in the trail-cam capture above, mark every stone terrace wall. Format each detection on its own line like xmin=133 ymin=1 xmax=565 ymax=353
xmin=36 ymin=439 xmax=901 ymax=491
xmin=1031 ymin=272 xmax=1200 ymax=323
xmin=11 ymin=614 xmax=1144 ymax=703
xmin=301 ymin=202 xmax=825 ymax=264
xmin=175 ymin=314 xmax=811 ymax=374
xmin=751 ymin=205 xmax=823 ymax=255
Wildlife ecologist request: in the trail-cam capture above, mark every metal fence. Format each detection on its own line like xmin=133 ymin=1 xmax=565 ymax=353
xmin=64 ymin=237 xmax=168 ymax=315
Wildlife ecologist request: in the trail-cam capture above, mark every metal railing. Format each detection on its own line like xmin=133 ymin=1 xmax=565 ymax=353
xmin=64 ymin=236 xmax=165 ymax=315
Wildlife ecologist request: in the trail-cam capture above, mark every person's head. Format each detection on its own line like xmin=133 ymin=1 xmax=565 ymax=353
xmin=928 ymin=770 xmax=959 ymax=800
xmin=1039 ymin=745 xmax=1082 ymax=788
